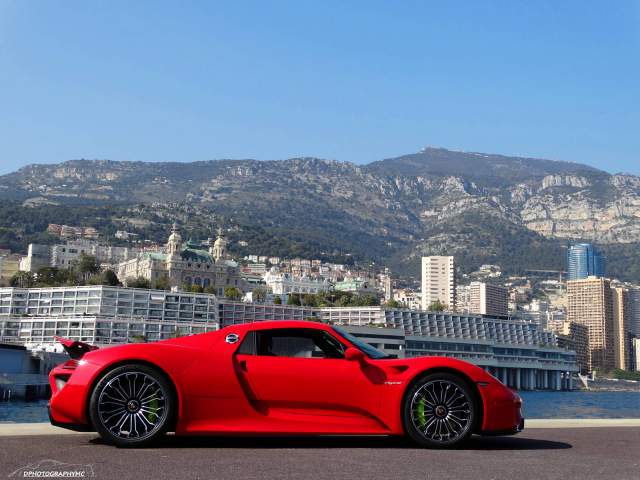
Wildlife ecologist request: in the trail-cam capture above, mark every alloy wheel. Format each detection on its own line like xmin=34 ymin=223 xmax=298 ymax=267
xmin=97 ymin=371 xmax=167 ymax=440
xmin=409 ymin=379 xmax=472 ymax=444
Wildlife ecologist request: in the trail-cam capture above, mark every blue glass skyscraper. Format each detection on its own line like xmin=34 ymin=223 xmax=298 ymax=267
xmin=567 ymin=243 xmax=605 ymax=280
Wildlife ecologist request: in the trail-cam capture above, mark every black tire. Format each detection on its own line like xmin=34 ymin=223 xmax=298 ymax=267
xmin=402 ymin=372 xmax=477 ymax=448
xmin=89 ymin=364 xmax=175 ymax=447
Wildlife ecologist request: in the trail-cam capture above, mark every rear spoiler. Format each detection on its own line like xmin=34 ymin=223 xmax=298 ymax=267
xmin=55 ymin=336 xmax=99 ymax=360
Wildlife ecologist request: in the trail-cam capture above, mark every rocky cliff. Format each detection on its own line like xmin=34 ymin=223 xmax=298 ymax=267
xmin=1 ymin=147 xmax=638 ymax=280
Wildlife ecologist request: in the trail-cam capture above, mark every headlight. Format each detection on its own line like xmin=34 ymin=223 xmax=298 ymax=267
xmin=55 ymin=376 xmax=69 ymax=392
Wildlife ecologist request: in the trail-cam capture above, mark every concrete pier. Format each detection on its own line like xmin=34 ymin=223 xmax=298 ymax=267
xmin=483 ymin=366 xmax=576 ymax=390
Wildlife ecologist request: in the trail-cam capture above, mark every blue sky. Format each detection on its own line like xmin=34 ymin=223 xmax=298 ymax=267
xmin=0 ymin=0 xmax=638 ymax=175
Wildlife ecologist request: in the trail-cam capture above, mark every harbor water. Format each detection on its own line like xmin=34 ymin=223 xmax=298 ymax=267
xmin=1 ymin=391 xmax=639 ymax=424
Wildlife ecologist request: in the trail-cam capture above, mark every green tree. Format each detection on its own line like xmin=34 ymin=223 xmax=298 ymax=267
xmin=57 ymin=268 xmax=80 ymax=286
xmin=302 ymin=293 xmax=318 ymax=307
xmin=252 ymin=287 xmax=267 ymax=303
xmin=287 ymin=293 xmax=301 ymax=306
xmin=153 ymin=275 xmax=170 ymax=291
xmin=224 ymin=286 xmax=243 ymax=301
xmin=35 ymin=267 xmax=63 ymax=286
xmin=385 ymin=299 xmax=401 ymax=308
xmin=11 ymin=271 xmax=35 ymax=288
xmin=357 ymin=294 xmax=380 ymax=306
xmin=336 ymin=293 xmax=353 ymax=307
xmin=427 ymin=300 xmax=448 ymax=312
xmin=76 ymin=253 xmax=100 ymax=282
xmin=204 ymin=285 xmax=217 ymax=295
xmin=273 ymin=295 xmax=282 ymax=305
xmin=128 ymin=276 xmax=151 ymax=289
xmin=130 ymin=334 xmax=146 ymax=343
xmin=191 ymin=284 xmax=204 ymax=293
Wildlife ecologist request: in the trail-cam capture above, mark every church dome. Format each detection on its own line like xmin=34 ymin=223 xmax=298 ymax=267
xmin=167 ymin=222 xmax=182 ymax=254
xmin=214 ymin=236 xmax=227 ymax=248
xmin=168 ymin=230 xmax=182 ymax=244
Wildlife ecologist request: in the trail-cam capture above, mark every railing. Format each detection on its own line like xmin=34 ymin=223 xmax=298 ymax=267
xmin=0 ymin=373 xmax=50 ymax=386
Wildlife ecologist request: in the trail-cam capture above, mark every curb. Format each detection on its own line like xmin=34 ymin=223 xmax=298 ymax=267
xmin=0 ymin=423 xmax=90 ymax=436
xmin=1 ymin=419 xmax=640 ymax=436
xmin=526 ymin=419 xmax=640 ymax=428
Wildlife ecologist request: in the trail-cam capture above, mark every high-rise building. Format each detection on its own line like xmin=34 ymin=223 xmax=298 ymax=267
xmin=469 ymin=282 xmax=509 ymax=317
xmin=567 ymin=277 xmax=614 ymax=372
xmin=627 ymin=287 xmax=640 ymax=338
xmin=611 ymin=287 xmax=630 ymax=370
xmin=555 ymin=321 xmax=589 ymax=375
xmin=421 ymin=256 xmax=456 ymax=311
xmin=567 ymin=243 xmax=605 ymax=280
xmin=632 ymin=338 xmax=640 ymax=372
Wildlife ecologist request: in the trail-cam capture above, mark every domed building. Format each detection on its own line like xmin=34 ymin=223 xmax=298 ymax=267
xmin=117 ymin=224 xmax=247 ymax=294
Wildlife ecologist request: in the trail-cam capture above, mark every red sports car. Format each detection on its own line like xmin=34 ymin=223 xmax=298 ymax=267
xmin=49 ymin=320 xmax=523 ymax=448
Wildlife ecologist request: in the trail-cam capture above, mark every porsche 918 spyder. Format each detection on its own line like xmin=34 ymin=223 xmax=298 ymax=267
xmin=49 ymin=320 xmax=523 ymax=447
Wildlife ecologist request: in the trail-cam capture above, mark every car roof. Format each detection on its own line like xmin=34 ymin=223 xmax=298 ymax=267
xmin=222 ymin=320 xmax=333 ymax=333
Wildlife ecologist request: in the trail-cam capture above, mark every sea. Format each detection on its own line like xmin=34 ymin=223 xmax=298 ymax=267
xmin=1 ymin=391 xmax=639 ymax=423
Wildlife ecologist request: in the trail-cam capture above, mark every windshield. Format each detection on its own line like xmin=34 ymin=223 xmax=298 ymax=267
xmin=331 ymin=326 xmax=390 ymax=359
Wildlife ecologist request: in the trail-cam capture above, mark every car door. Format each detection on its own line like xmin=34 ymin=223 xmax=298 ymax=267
xmin=235 ymin=327 xmax=386 ymax=431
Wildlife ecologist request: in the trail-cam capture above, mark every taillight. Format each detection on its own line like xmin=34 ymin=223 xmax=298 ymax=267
xmin=62 ymin=359 xmax=78 ymax=370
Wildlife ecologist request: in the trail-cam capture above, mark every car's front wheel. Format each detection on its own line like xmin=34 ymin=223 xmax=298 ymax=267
xmin=403 ymin=372 xmax=477 ymax=448
xmin=89 ymin=364 xmax=174 ymax=447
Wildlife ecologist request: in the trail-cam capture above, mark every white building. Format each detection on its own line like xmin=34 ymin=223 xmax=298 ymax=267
xmin=51 ymin=239 xmax=142 ymax=268
xmin=263 ymin=267 xmax=330 ymax=295
xmin=393 ymin=289 xmax=421 ymax=310
xmin=115 ymin=231 xmax=139 ymax=241
xmin=20 ymin=239 xmax=144 ymax=272
xmin=0 ymin=286 xmax=219 ymax=348
xmin=243 ymin=263 xmax=267 ymax=275
xmin=19 ymin=244 xmax=51 ymax=272
xmin=378 ymin=270 xmax=393 ymax=301
xmin=456 ymin=284 xmax=471 ymax=312
xmin=421 ymin=256 xmax=456 ymax=311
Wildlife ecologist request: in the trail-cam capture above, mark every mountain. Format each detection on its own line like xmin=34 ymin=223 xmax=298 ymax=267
xmin=366 ymin=147 xmax=604 ymax=187
xmin=1 ymin=148 xmax=639 ymax=282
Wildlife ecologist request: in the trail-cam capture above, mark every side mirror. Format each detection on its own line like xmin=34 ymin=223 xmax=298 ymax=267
xmin=345 ymin=347 xmax=365 ymax=362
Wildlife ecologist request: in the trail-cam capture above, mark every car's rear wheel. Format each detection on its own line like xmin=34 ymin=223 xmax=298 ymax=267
xmin=89 ymin=364 xmax=174 ymax=447
xmin=403 ymin=372 xmax=476 ymax=448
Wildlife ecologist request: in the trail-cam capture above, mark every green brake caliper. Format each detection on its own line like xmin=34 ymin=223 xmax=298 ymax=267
xmin=147 ymin=397 xmax=158 ymax=423
xmin=417 ymin=397 xmax=427 ymax=428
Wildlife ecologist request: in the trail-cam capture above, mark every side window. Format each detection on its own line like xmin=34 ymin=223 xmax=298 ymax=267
xmin=254 ymin=329 xmax=344 ymax=359
xmin=236 ymin=331 xmax=255 ymax=354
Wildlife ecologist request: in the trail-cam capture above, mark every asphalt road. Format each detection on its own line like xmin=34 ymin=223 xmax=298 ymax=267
xmin=1 ymin=428 xmax=639 ymax=480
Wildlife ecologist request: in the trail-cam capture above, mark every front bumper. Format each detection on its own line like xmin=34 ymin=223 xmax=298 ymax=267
xmin=478 ymin=381 xmax=525 ymax=435
xmin=483 ymin=417 xmax=525 ymax=436
xmin=48 ymin=362 xmax=96 ymax=430
xmin=48 ymin=406 xmax=93 ymax=432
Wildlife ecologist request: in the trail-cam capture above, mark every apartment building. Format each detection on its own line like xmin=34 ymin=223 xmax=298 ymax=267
xmin=567 ymin=277 xmax=615 ymax=372
xmin=421 ymin=256 xmax=456 ymax=311
xmin=469 ymin=282 xmax=509 ymax=317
